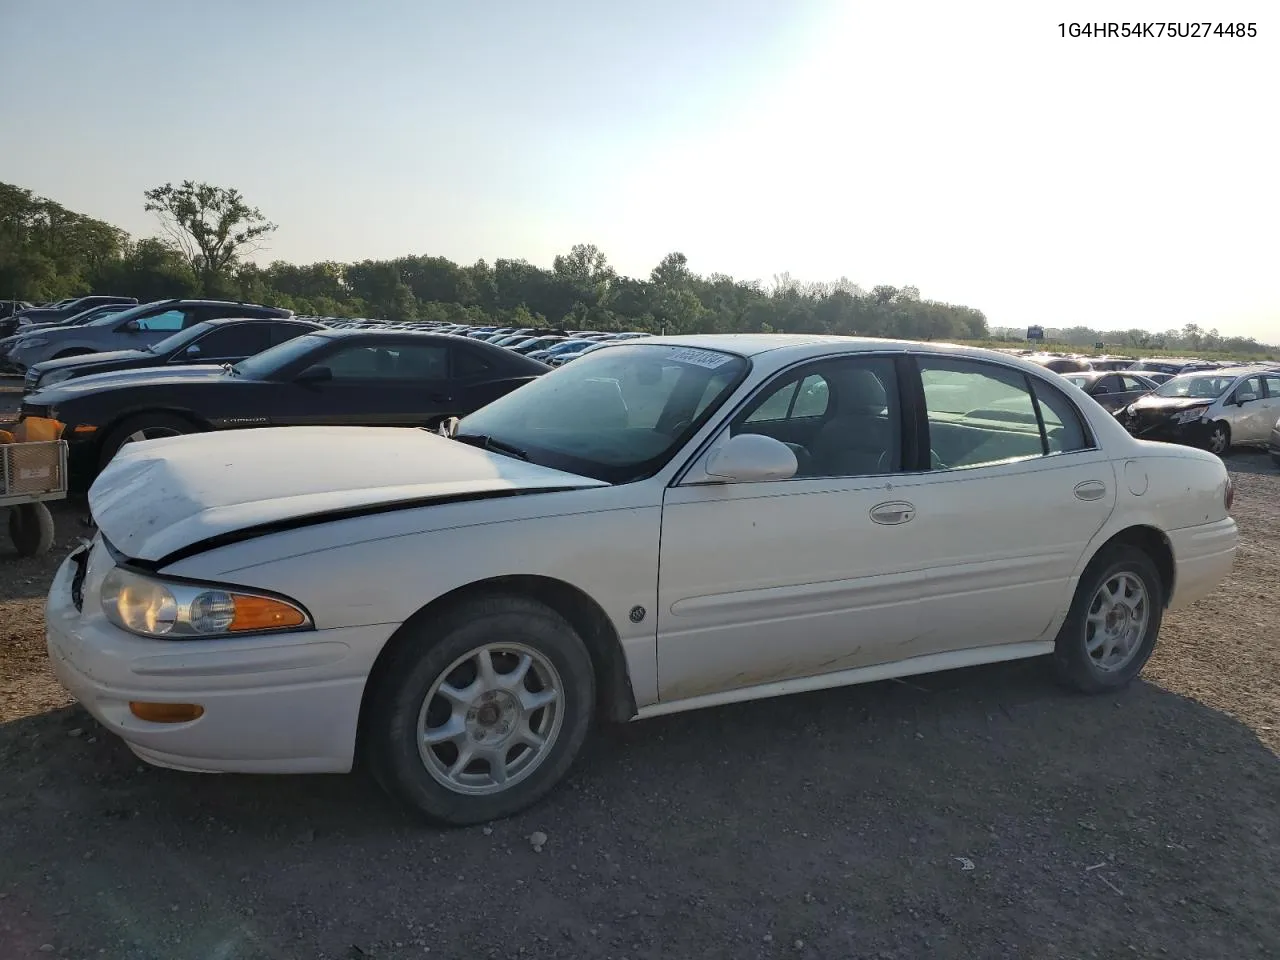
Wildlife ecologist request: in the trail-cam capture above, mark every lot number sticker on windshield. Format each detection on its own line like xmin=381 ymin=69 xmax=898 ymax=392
xmin=666 ymin=348 xmax=734 ymax=369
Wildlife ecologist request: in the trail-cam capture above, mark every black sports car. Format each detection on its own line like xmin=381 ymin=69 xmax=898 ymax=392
xmin=20 ymin=329 xmax=550 ymax=491
xmin=23 ymin=316 xmax=326 ymax=394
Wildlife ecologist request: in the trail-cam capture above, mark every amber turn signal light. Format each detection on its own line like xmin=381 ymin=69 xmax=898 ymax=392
xmin=129 ymin=702 xmax=205 ymax=723
xmin=229 ymin=595 xmax=308 ymax=632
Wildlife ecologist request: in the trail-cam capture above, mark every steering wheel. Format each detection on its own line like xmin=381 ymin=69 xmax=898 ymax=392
xmin=930 ymin=449 xmax=948 ymax=470
xmin=667 ymin=418 xmax=692 ymax=436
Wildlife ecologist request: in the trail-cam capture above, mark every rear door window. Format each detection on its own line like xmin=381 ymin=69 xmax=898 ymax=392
xmin=918 ymin=358 xmax=1089 ymax=469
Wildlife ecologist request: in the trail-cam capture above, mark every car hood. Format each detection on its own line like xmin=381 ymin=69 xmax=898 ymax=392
xmin=1127 ymin=394 xmax=1217 ymax=412
xmin=88 ymin=426 xmax=606 ymax=562
xmin=31 ymin=349 xmax=153 ymax=374
xmin=29 ymin=365 xmax=233 ymax=401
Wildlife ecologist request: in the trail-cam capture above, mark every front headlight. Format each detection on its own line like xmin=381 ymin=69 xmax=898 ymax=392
xmin=1173 ymin=407 xmax=1208 ymax=424
xmin=39 ymin=368 xmax=74 ymax=387
xmin=100 ymin=567 xmax=312 ymax=639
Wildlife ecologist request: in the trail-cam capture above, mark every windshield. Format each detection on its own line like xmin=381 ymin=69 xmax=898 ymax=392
xmin=88 ymin=300 xmax=163 ymax=327
xmin=148 ymin=322 xmax=214 ymax=354
xmin=232 ymin=332 xmax=325 ymax=378
xmin=1154 ymin=374 xmax=1237 ymax=399
xmin=457 ymin=343 xmax=749 ymax=483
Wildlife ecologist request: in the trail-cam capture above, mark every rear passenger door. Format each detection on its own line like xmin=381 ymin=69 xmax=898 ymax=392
xmin=896 ymin=356 xmax=1118 ymax=653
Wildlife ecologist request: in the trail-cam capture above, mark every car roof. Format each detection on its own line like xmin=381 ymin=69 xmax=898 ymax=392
xmin=616 ymin=333 xmax=1099 ymax=374
xmin=199 ymin=316 xmax=322 ymax=328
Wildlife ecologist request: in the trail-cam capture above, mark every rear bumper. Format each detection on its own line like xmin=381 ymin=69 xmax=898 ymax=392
xmin=1167 ymin=518 xmax=1238 ymax=611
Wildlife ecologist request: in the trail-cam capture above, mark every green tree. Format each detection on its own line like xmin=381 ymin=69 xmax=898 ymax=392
xmin=143 ymin=180 xmax=276 ymax=294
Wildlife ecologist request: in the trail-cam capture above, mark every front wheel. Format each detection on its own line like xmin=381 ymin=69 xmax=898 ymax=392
xmin=8 ymin=503 xmax=55 ymax=557
xmin=1052 ymin=545 xmax=1164 ymax=693
xmin=364 ymin=595 xmax=596 ymax=826
xmin=1205 ymin=422 xmax=1230 ymax=455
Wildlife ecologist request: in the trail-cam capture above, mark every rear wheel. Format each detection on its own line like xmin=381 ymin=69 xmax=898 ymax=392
xmin=98 ymin=413 xmax=195 ymax=470
xmin=364 ymin=594 xmax=595 ymax=826
xmin=1206 ymin=422 xmax=1230 ymax=455
xmin=1052 ymin=545 xmax=1164 ymax=693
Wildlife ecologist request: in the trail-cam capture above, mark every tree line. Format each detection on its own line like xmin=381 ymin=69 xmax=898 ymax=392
xmin=988 ymin=323 xmax=1276 ymax=358
xmin=4 ymin=179 xmax=1272 ymax=355
xmin=0 ymin=180 xmax=990 ymax=341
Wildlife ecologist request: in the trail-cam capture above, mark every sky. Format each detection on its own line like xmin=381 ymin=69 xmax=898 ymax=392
xmin=2 ymin=0 xmax=1277 ymax=339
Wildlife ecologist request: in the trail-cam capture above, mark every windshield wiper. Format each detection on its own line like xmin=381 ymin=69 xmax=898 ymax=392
xmin=453 ymin=433 xmax=530 ymax=461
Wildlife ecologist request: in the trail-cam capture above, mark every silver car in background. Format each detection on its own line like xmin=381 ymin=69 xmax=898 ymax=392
xmin=1120 ymin=366 xmax=1280 ymax=454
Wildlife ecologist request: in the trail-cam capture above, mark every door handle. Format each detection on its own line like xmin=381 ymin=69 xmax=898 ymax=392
xmin=870 ymin=501 xmax=915 ymax=525
xmin=1074 ymin=480 xmax=1107 ymax=501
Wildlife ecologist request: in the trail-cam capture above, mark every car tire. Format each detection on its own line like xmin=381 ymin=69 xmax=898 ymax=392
xmin=1205 ymin=422 xmax=1230 ymax=456
xmin=1051 ymin=545 xmax=1165 ymax=694
xmin=364 ymin=594 xmax=596 ymax=826
xmin=8 ymin=503 xmax=55 ymax=557
xmin=98 ymin=413 xmax=196 ymax=470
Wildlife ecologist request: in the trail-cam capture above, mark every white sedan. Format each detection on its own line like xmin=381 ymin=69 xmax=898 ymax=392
xmin=46 ymin=335 xmax=1238 ymax=824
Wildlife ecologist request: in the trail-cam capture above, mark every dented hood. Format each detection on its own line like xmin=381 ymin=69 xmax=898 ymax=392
xmin=88 ymin=426 xmax=605 ymax=562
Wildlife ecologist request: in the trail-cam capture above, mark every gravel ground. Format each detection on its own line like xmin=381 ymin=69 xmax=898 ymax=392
xmin=1 ymin=380 xmax=1277 ymax=960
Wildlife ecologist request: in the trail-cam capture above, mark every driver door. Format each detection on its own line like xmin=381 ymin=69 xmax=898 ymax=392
xmin=656 ymin=355 xmax=925 ymax=703
xmin=1228 ymin=375 xmax=1270 ymax=442
xmin=279 ymin=339 xmax=456 ymax=427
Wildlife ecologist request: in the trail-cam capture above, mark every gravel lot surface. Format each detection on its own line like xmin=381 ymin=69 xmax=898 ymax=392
xmin=1 ymin=380 xmax=1277 ymax=959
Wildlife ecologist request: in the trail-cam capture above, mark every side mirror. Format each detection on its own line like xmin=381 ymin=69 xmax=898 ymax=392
xmin=704 ymin=433 xmax=798 ymax=483
xmin=122 ymin=319 xmax=141 ymax=332
xmin=295 ymin=364 xmax=333 ymax=385
xmin=1236 ymin=392 xmax=1257 ymax=405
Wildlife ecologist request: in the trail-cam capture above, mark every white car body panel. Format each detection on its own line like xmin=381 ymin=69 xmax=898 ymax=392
xmin=50 ymin=335 xmax=1238 ymax=775
xmin=89 ymin=426 xmax=607 ymax=562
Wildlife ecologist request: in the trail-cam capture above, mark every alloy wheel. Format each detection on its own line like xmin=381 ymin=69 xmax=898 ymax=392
xmin=1085 ymin=572 xmax=1150 ymax=672
xmin=416 ymin=643 xmax=563 ymax=795
xmin=1208 ymin=426 xmax=1228 ymax=454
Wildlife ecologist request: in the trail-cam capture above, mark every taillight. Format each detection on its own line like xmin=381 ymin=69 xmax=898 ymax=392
xmin=1224 ymin=476 xmax=1235 ymax=512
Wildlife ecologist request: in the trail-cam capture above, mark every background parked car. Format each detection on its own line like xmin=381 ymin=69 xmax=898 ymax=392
xmin=0 ymin=294 xmax=137 ymax=337
xmin=22 ymin=316 xmax=327 ymax=394
xmin=0 ymin=303 xmax=136 ymax=370
xmin=2 ymin=298 xmax=292 ymax=372
xmin=1127 ymin=358 xmax=1216 ymax=377
xmin=0 ymin=300 xmax=34 ymax=321
xmin=1026 ymin=353 xmax=1091 ymax=373
xmin=1085 ymin=356 xmax=1138 ymax=371
xmin=20 ymin=328 xmax=550 ymax=490
xmin=1119 ymin=366 xmax=1280 ymax=454
xmin=1061 ymin=371 xmax=1158 ymax=413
